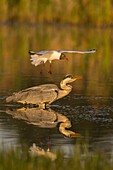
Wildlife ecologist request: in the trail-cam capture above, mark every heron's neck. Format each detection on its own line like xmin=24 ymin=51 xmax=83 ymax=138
xmin=60 ymin=81 xmax=72 ymax=91
xmin=59 ymin=120 xmax=80 ymax=137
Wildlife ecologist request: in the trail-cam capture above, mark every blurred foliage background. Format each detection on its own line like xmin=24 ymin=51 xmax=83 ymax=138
xmin=0 ymin=25 xmax=113 ymax=98
xmin=0 ymin=0 xmax=113 ymax=97
xmin=1 ymin=1 xmax=113 ymax=162
xmin=0 ymin=0 xmax=112 ymax=26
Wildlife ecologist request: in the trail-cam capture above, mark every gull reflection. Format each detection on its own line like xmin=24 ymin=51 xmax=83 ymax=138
xmin=29 ymin=143 xmax=57 ymax=160
xmin=6 ymin=107 xmax=80 ymax=138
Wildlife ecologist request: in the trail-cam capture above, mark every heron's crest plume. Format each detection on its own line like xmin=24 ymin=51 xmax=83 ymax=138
xmin=63 ymin=74 xmax=73 ymax=80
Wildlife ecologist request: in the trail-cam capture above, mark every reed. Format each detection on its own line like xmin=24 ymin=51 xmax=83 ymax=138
xmin=0 ymin=144 xmax=112 ymax=170
xmin=0 ymin=0 xmax=113 ymax=25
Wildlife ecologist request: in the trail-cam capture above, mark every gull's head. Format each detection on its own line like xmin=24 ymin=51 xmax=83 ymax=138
xmin=60 ymin=53 xmax=68 ymax=60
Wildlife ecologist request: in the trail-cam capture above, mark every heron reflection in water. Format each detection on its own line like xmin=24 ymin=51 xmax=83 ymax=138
xmin=29 ymin=49 xmax=96 ymax=74
xmin=6 ymin=107 xmax=80 ymax=138
xmin=6 ymin=75 xmax=81 ymax=109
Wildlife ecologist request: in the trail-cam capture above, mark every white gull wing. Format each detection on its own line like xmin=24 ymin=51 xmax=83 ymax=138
xmin=29 ymin=49 xmax=96 ymax=66
xmin=37 ymin=51 xmax=49 ymax=55
xmin=30 ymin=51 xmax=61 ymax=66
xmin=36 ymin=51 xmax=61 ymax=60
xmin=47 ymin=51 xmax=61 ymax=61
xmin=57 ymin=49 xmax=96 ymax=54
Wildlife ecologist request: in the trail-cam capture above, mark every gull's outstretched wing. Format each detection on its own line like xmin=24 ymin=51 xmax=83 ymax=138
xmin=37 ymin=51 xmax=49 ymax=55
xmin=57 ymin=49 xmax=96 ymax=54
xmin=29 ymin=50 xmax=49 ymax=55
xmin=29 ymin=49 xmax=96 ymax=66
xmin=36 ymin=51 xmax=61 ymax=60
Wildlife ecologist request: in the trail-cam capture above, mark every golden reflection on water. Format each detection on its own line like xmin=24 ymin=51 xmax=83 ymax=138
xmin=0 ymin=25 xmax=113 ymax=156
xmin=6 ymin=107 xmax=80 ymax=138
xmin=0 ymin=25 xmax=113 ymax=98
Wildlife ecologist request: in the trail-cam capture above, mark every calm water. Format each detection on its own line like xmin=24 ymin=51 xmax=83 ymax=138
xmin=0 ymin=24 xmax=113 ymax=157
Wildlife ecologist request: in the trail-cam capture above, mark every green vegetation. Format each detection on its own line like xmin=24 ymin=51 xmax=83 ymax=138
xmin=0 ymin=144 xmax=113 ymax=170
xmin=0 ymin=0 xmax=112 ymax=25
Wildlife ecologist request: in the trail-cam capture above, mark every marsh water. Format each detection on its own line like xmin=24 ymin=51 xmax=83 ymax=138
xmin=0 ymin=24 xmax=113 ymax=157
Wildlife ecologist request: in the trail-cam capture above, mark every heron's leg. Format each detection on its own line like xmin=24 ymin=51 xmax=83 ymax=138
xmin=45 ymin=103 xmax=50 ymax=109
xmin=38 ymin=103 xmax=46 ymax=109
xmin=48 ymin=62 xmax=52 ymax=74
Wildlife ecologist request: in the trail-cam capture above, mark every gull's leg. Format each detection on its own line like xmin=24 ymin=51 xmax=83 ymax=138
xmin=48 ymin=62 xmax=52 ymax=74
xmin=40 ymin=141 xmax=43 ymax=150
xmin=40 ymin=68 xmax=43 ymax=74
xmin=39 ymin=64 xmax=43 ymax=74
xmin=47 ymin=136 xmax=50 ymax=152
xmin=40 ymin=65 xmax=43 ymax=74
xmin=40 ymin=64 xmax=45 ymax=74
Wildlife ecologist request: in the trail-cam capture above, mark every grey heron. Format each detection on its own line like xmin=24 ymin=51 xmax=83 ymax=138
xmin=29 ymin=49 xmax=96 ymax=74
xmin=6 ymin=107 xmax=80 ymax=137
xmin=6 ymin=74 xmax=81 ymax=109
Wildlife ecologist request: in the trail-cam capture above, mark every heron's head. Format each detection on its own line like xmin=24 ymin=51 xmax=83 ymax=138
xmin=63 ymin=74 xmax=81 ymax=84
xmin=60 ymin=53 xmax=68 ymax=60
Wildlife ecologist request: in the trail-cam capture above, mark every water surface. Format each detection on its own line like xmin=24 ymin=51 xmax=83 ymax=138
xmin=0 ymin=24 xmax=113 ymax=157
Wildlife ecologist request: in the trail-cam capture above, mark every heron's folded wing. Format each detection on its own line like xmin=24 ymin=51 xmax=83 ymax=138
xmin=20 ymin=86 xmax=58 ymax=104
xmin=27 ymin=84 xmax=58 ymax=97
xmin=19 ymin=84 xmax=58 ymax=93
xmin=57 ymin=49 xmax=96 ymax=54
xmin=6 ymin=84 xmax=58 ymax=104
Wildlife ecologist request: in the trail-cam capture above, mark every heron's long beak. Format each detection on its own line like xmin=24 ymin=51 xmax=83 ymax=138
xmin=73 ymin=76 xmax=82 ymax=81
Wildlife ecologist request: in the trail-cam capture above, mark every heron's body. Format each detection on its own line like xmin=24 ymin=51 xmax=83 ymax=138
xmin=6 ymin=75 xmax=80 ymax=109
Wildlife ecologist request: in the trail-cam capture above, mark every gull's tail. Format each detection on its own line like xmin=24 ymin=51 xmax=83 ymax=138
xmin=28 ymin=50 xmax=36 ymax=55
xmin=29 ymin=50 xmax=43 ymax=66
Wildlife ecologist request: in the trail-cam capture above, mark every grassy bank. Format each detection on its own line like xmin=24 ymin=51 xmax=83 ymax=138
xmin=0 ymin=0 xmax=112 ymax=26
xmin=0 ymin=144 xmax=113 ymax=170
